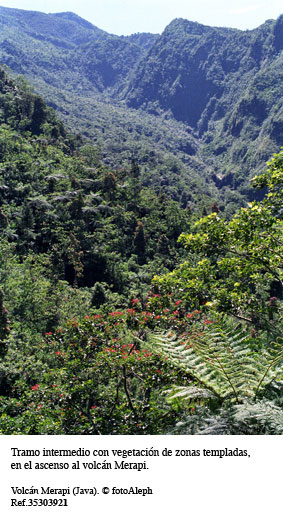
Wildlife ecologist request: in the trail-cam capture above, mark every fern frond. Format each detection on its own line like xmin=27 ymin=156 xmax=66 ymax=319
xmin=170 ymin=407 xmax=230 ymax=435
xmin=165 ymin=385 xmax=215 ymax=403
xmin=170 ymin=400 xmax=283 ymax=435
xmin=150 ymin=322 xmax=283 ymax=403
xmin=232 ymin=400 xmax=283 ymax=435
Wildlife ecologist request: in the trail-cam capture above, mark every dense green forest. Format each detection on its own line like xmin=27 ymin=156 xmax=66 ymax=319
xmin=1 ymin=7 xmax=283 ymax=214
xmin=0 ymin=7 xmax=282 ymax=434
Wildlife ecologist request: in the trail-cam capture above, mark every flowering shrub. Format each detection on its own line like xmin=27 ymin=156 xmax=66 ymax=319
xmin=0 ymin=306 xmax=197 ymax=434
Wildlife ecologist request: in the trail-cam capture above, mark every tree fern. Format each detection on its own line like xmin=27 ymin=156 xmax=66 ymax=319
xmin=149 ymin=320 xmax=283 ymax=403
xmin=165 ymin=386 xmax=215 ymax=403
xmin=169 ymin=398 xmax=283 ymax=435
xmin=232 ymin=400 xmax=283 ymax=435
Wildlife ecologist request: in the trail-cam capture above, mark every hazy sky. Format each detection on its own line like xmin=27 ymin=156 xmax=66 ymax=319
xmin=0 ymin=0 xmax=282 ymax=35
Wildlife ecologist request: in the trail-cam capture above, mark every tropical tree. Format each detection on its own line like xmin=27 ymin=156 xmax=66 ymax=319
xmin=153 ymin=149 xmax=283 ymax=330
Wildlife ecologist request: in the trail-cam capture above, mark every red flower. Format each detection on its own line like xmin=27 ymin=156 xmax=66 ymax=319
xmin=131 ymin=298 xmax=139 ymax=305
xmin=31 ymin=384 xmax=39 ymax=391
xmin=175 ymin=300 xmax=182 ymax=305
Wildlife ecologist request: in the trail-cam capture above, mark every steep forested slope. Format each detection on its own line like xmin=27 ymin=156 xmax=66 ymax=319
xmin=0 ymin=7 xmax=153 ymax=93
xmin=0 ymin=65 xmax=196 ymax=435
xmin=0 ymin=31 xmax=282 ymax=435
xmin=0 ymin=6 xmax=282 ymax=210
xmin=0 ymin=65 xmax=192 ymax=343
xmin=125 ymin=16 xmax=283 ymax=186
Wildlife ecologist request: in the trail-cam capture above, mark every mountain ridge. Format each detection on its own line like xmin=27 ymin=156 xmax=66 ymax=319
xmin=0 ymin=5 xmax=282 ymax=211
